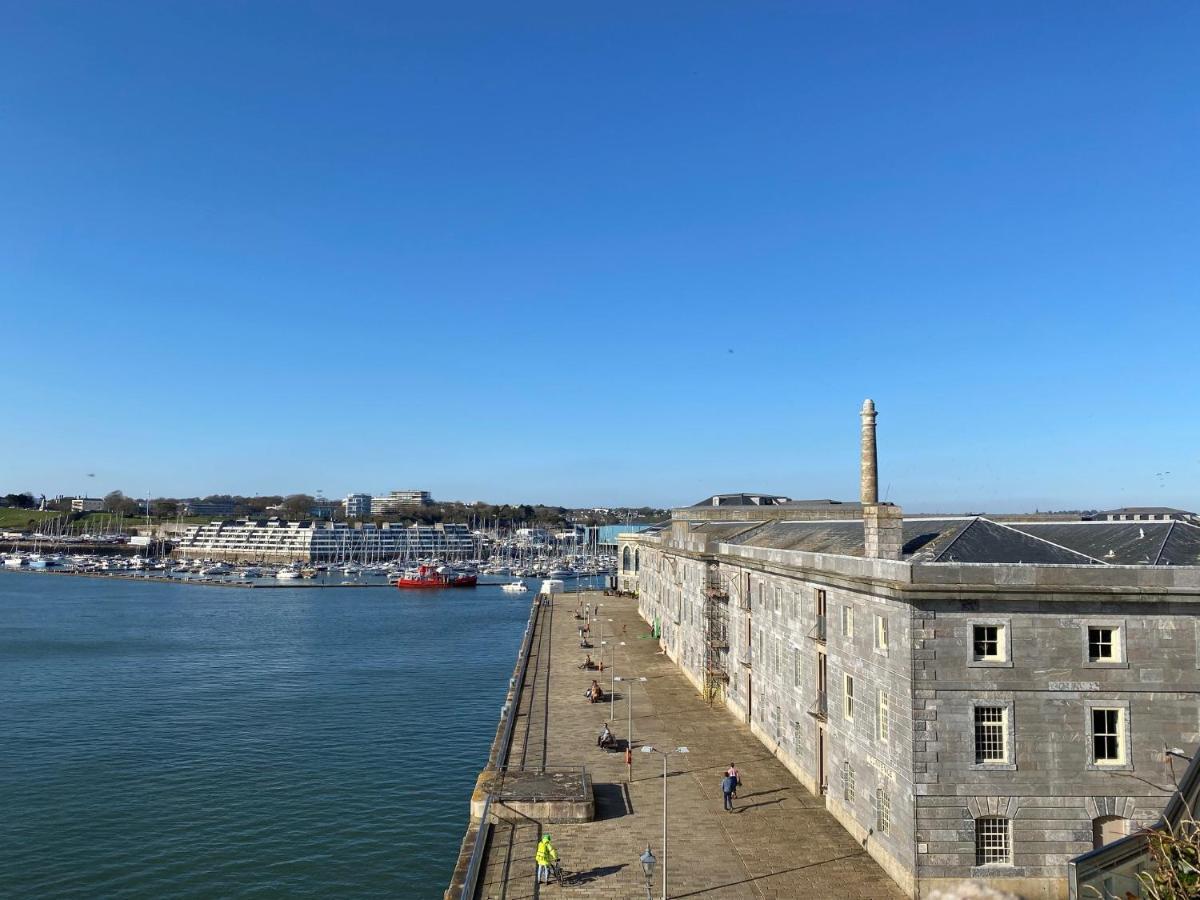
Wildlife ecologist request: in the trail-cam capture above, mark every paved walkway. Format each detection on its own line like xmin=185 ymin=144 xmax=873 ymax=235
xmin=475 ymin=590 xmax=905 ymax=900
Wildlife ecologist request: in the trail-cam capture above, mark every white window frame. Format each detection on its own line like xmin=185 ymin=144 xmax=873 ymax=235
xmin=842 ymin=761 xmax=855 ymax=802
xmin=874 ymin=614 xmax=889 ymax=654
xmin=1082 ymin=620 xmax=1128 ymax=668
xmin=968 ymin=619 xmax=1013 ymax=668
xmin=876 ymin=690 xmax=889 ymax=744
xmin=974 ymin=816 xmax=1012 ymax=867
xmin=875 ymin=787 xmax=890 ymax=834
xmin=842 ymin=605 xmax=853 ymax=639
xmin=843 ymin=674 xmax=855 ymax=720
xmin=773 ymin=585 xmax=782 ymax=613
xmin=792 ymin=645 xmax=801 ymax=688
xmin=1087 ymin=702 xmax=1132 ymax=770
xmin=970 ymin=699 xmax=1017 ymax=770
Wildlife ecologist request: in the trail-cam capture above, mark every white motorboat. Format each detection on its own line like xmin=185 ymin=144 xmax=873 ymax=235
xmin=501 ymin=580 xmax=529 ymax=593
xmin=276 ymin=568 xmax=301 ymax=580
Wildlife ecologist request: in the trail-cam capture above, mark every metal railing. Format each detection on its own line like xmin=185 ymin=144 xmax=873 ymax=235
xmin=808 ymin=615 xmax=827 ymax=643
xmin=459 ymin=794 xmax=492 ymax=900
xmin=459 ymin=596 xmax=542 ymax=900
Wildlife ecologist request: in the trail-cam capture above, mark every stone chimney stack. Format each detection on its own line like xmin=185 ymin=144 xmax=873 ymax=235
xmin=860 ymin=399 xmax=903 ymax=560
xmin=860 ymin=399 xmax=878 ymax=505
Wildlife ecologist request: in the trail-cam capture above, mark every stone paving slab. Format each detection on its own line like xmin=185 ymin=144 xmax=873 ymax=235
xmin=477 ymin=591 xmax=905 ymax=900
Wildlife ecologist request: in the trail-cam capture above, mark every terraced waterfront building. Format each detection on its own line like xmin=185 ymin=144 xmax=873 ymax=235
xmin=618 ymin=401 xmax=1200 ymax=900
xmin=172 ymin=518 xmax=476 ymax=563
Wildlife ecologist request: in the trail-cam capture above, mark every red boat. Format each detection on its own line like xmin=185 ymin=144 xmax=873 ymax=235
xmin=394 ymin=565 xmax=478 ymax=589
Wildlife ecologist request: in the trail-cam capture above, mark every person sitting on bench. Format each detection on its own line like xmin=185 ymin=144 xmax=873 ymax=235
xmin=578 ymin=654 xmax=595 ymax=670
xmin=589 ymin=680 xmax=604 ymax=703
xmin=598 ymin=722 xmax=615 ymax=749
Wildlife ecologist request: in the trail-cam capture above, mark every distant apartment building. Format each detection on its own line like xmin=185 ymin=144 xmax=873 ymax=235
xmin=343 ymin=493 xmax=373 ymax=518
xmin=618 ymin=401 xmax=1200 ymax=900
xmin=172 ymin=519 xmax=476 ymax=563
xmin=182 ymin=499 xmax=236 ymax=517
xmin=370 ymin=490 xmax=433 ymax=515
xmin=309 ymin=499 xmax=337 ymax=520
xmin=513 ymin=527 xmax=551 ymax=546
xmin=70 ymin=497 xmax=105 ymax=512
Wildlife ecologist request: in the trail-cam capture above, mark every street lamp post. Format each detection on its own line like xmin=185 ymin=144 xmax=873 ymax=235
xmin=639 ymin=846 xmax=657 ymax=900
xmin=613 ymin=673 xmax=648 ymax=778
xmin=641 ymin=745 xmax=689 ymax=900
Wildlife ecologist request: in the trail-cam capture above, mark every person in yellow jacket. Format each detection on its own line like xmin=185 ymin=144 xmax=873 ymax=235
xmin=535 ymin=833 xmax=558 ymax=884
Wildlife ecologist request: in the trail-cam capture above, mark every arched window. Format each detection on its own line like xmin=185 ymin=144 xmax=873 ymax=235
xmin=622 ymin=547 xmax=631 ymax=572
xmin=634 ymin=550 xmax=640 ymax=572
xmin=975 ymin=816 xmax=1011 ymax=866
xmin=1093 ymin=815 xmax=1130 ymax=849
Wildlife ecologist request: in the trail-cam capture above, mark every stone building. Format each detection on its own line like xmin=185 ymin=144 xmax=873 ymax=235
xmin=618 ymin=401 xmax=1200 ymax=899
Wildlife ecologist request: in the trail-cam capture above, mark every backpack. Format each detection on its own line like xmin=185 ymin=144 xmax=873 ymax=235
xmin=721 ymin=774 xmax=737 ymax=793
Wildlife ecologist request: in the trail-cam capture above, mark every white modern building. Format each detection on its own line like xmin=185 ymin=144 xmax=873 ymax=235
xmin=70 ymin=497 xmax=105 ymax=512
xmin=172 ymin=518 xmax=476 ymax=562
xmin=343 ymin=493 xmax=373 ymax=518
xmin=370 ymin=490 xmax=433 ymax=515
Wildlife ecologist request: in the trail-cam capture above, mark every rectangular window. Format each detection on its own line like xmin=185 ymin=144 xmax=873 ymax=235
xmin=757 ymin=582 xmax=763 ymax=609
xmin=874 ymin=615 xmax=889 ymax=652
xmin=774 ymin=585 xmax=782 ymax=613
xmin=794 ymin=721 xmax=802 ymax=755
xmin=975 ymin=817 xmax=1011 ymax=866
xmin=843 ymin=674 xmax=855 ymax=720
xmin=793 ymin=646 xmax=801 ymax=688
xmin=842 ymin=761 xmax=855 ymax=801
xmin=877 ymin=691 xmax=890 ymax=744
xmin=1092 ymin=708 xmax=1126 ymax=764
xmin=974 ymin=706 xmax=1007 ymax=764
xmin=876 ymin=788 xmax=890 ymax=834
xmin=842 ymin=605 xmax=853 ymax=638
xmin=973 ymin=625 xmax=1002 ymax=661
xmin=1089 ymin=627 xmax=1118 ymax=662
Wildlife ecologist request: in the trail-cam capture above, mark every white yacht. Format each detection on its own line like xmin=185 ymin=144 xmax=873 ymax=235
xmin=501 ymin=580 xmax=529 ymax=593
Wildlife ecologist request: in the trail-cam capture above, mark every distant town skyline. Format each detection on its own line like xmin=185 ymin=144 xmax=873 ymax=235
xmin=3 ymin=4 xmax=1197 ymax=512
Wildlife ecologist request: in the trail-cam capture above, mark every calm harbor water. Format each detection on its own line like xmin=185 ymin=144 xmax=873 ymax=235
xmin=0 ymin=572 xmax=574 ymax=898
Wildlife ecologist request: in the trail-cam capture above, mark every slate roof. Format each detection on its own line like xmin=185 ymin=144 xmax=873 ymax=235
xmin=688 ymin=494 xmax=861 ymax=510
xmin=691 ymin=493 xmax=792 ymax=507
xmin=721 ymin=518 xmax=974 ymax=559
xmin=705 ymin=516 xmax=1200 ymax=566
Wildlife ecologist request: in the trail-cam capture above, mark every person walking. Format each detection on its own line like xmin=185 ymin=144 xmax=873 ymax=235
xmin=726 ymin=762 xmax=741 ymax=799
xmin=721 ymin=771 xmax=737 ymax=812
xmin=535 ymin=833 xmax=558 ymax=883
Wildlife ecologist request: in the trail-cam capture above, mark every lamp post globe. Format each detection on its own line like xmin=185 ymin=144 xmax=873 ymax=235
xmin=640 ymin=846 xmax=656 ymax=879
xmin=640 ymin=846 xmax=657 ymax=899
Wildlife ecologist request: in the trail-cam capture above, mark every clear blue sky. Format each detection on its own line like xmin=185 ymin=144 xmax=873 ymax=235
xmin=3 ymin=2 xmax=1197 ymax=511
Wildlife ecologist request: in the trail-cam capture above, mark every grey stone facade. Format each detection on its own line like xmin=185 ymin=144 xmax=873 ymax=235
xmin=618 ymin=528 xmax=1200 ymax=900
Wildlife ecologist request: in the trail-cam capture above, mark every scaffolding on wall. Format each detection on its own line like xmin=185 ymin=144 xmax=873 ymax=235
xmin=703 ymin=562 xmax=730 ymax=706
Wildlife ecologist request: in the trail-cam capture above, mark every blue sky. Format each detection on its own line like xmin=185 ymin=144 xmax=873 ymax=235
xmin=2 ymin=2 xmax=1197 ymax=510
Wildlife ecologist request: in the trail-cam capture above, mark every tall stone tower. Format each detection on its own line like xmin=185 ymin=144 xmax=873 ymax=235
xmin=860 ymin=399 xmax=903 ymax=560
xmin=860 ymin=399 xmax=879 ymax=505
